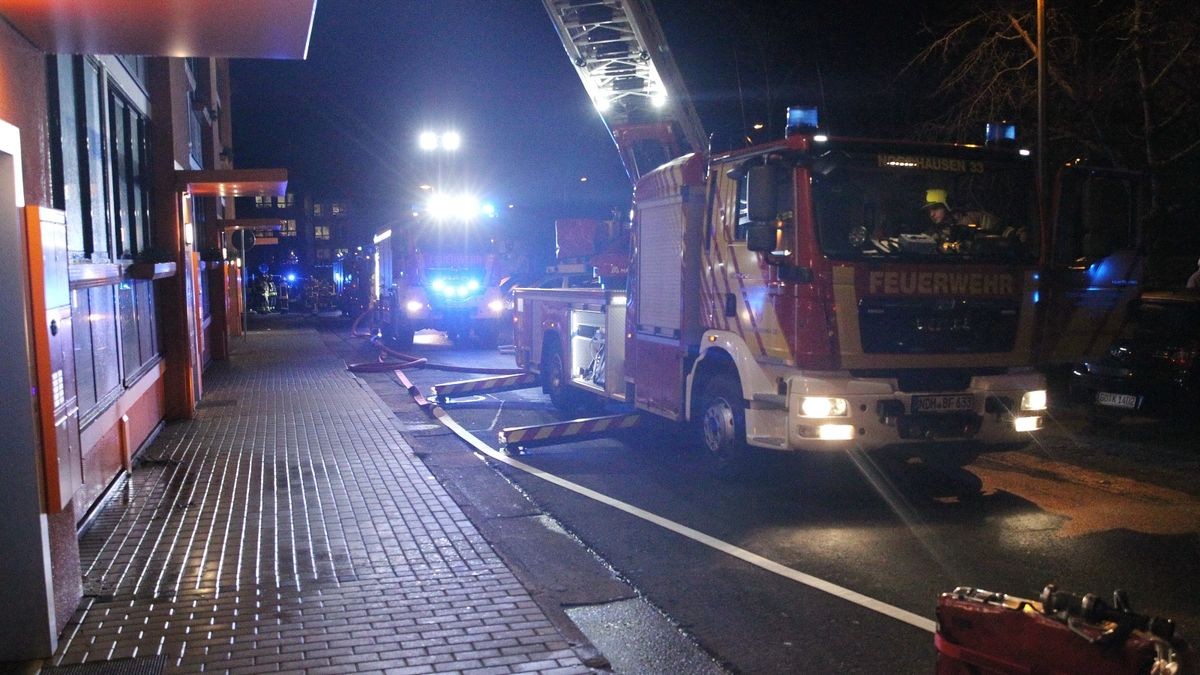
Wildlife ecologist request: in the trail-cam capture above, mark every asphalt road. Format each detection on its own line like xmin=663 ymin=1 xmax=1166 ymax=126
xmin=329 ymin=325 xmax=1200 ymax=674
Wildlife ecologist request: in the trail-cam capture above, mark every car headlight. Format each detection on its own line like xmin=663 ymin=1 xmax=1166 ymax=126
xmin=1020 ymin=389 xmax=1047 ymax=411
xmin=800 ymin=397 xmax=850 ymax=418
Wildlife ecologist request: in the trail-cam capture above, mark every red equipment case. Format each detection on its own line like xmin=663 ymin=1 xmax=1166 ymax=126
xmin=936 ymin=586 xmax=1194 ymax=675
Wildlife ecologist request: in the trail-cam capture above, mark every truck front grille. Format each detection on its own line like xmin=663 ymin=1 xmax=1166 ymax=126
xmin=859 ymin=298 xmax=1018 ymax=354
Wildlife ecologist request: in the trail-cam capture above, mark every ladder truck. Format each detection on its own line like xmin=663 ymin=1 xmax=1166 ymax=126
xmin=513 ymin=0 xmax=1048 ymax=468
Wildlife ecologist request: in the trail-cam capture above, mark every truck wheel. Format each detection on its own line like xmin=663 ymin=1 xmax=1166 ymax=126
xmin=474 ymin=324 xmax=499 ymax=349
xmin=543 ymin=344 xmax=582 ymax=415
xmin=696 ymin=374 xmax=749 ymax=475
xmin=392 ymin=323 xmax=415 ymax=350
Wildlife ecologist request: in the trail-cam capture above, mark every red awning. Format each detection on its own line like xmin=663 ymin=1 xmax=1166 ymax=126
xmin=0 ymin=0 xmax=317 ymax=59
xmin=177 ymin=169 xmax=288 ymax=198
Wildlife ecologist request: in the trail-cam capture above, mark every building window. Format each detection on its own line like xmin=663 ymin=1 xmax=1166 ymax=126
xmin=276 ymin=193 xmax=294 ymax=208
xmin=107 ymin=87 xmax=151 ymax=259
xmin=48 ymin=55 xmax=161 ymax=421
xmin=118 ymin=279 xmax=158 ymax=386
xmin=313 ymin=203 xmax=323 ymax=217
xmin=314 ymin=225 xmax=331 ymax=240
xmin=280 ymin=219 xmax=297 ymax=237
xmin=255 ymin=196 xmax=270 ymax=208
xmin=187 ymin=89 xmax=204 ymax=168
xmin=48 ymin=55 xmax=152 ymax=261
xmin=115 ymin=55 xmax=149 ymax=90
xmin=331 ymin=202 xmax=345 ymax=216
xmin=315 ymin=247 xmax=332 ymax=261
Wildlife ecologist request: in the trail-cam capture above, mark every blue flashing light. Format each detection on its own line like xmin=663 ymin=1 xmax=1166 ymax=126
xmin=286 ymin=273 xmax=297 ymax=283
xmin=1033 ymin=290 xmax=1040 ymax=304
xmin=984 ymin=121 xmax=1018 ymax=146
xmin=785 ymin=106 xmax=819 ymax=137
xmin=430 ymin=276 xmax=484 ymax=298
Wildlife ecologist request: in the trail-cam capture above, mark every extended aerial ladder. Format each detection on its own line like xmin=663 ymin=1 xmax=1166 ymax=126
xmin=542 ymin=0 xmax=707 ymax=182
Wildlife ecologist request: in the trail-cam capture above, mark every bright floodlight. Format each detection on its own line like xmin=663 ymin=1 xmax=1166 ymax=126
xmin=418 ymin=131 xmax=439 ymax=151
xmin=651 ymin=91 xmax=667 ymax=108
xmin=594 ymin=94 xmax=611 ymax=112
xmin=426 ymin=191 xmax=480 ymax=221
xmin=440 ymin=131 xmax=462 ymax=151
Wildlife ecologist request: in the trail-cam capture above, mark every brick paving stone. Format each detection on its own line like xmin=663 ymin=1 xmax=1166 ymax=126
xmin=52 ymin=327 xmax=592 ymax=674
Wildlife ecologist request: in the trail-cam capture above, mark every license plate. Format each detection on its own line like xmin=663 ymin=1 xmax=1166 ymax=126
xmin=911 ymin=394 xmax=975 ymax=413
xmin=1096 ymin=392 xmax=1137 ymax=409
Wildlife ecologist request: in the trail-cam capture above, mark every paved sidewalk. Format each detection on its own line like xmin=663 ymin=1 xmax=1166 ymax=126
xmin=50 ymin=327 xmax=591 ymax=674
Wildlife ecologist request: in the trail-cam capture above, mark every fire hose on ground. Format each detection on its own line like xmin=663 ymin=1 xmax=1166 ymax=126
xmin=344 ymin=306 xmax=524 ymax=376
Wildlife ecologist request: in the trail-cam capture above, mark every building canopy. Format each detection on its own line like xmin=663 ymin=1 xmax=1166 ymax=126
xmin=0 ymin=0 xmax=317 ymax=59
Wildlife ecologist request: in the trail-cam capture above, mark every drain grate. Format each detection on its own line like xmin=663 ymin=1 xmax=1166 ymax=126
xmin=42 ymin=655 xmax=165 ymax=675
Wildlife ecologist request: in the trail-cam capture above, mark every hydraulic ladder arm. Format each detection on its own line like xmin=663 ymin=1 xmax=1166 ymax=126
xmin=542 ymin=0 xmax=708 ymax=183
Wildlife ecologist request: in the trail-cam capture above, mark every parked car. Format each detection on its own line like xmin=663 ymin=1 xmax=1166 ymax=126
xmin=1069 ymin=290 xmax=1200 ymax=421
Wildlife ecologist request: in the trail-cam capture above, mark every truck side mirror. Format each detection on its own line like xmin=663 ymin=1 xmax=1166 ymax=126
xmin=746 ymin=165 xmax=778 ymax=222
xmin=746 ymin=222 xmax=777 ymax=254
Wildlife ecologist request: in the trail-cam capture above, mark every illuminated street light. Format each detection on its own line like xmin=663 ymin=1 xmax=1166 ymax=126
xmin=418 ymin=129 xmax=461 ymax=152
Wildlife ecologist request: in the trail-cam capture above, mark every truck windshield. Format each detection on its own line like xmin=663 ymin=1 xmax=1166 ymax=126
xmin=812 ymin=152 xmax=1038 ymax=261
xmin=412 ymin=222 xmax=496 ymax=256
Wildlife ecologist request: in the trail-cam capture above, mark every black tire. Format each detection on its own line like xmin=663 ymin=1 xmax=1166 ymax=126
xmin=695 ymin=374 xmax=750 ymax=476
xmin=542 ymin=344 xmax=582 ymax=415
xmin=392 ymin=322 xmax=415 ymax=350
xmin=474 ymin=323 xmax=499 ymax=349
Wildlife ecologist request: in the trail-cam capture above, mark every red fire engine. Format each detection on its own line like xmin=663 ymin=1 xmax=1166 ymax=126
xmin=510 ymin=0 xmax=1049 ymax=468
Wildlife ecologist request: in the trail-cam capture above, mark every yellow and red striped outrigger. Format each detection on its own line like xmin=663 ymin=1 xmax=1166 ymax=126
xmin=431 ymin=373 xmax=540 ymax=400
xmin=499 ymin=414 xmax=641 ymax=451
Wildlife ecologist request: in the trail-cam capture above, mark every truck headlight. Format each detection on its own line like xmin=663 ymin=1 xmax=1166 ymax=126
xmin=487 ymin=299 xmax=504 ymax=314
xmin=800 ymin=397 xmax=849 ymax=418
xmin=1020 ymin=390 xmax=1047 ymax=411
xmin=405 ymin=300 xmax=424 ymax=314
xmin=1013 ymin=416 xmax=1042 ymax=432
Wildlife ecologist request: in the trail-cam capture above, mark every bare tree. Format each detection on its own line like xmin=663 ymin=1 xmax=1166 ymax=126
xmin=908 ymin=0 xmax=1200 ymax=211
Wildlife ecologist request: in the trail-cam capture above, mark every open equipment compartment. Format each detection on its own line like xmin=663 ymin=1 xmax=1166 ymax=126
xmin=566 ymin=292 xmax=628 ymax=400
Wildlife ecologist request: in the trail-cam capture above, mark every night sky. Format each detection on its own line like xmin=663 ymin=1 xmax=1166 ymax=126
xmin=230 ymin=0 xmax=952 ymax=237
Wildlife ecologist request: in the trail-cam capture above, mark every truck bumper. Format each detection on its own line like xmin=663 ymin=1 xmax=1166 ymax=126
xmin=744 ymin=371 xmax=1046 ymax=452
xmin=405 ymin=306 xmax=503 ymax=333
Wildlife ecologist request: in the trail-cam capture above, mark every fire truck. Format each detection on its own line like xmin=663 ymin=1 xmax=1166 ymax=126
xmin=374 ymin=217 xmax=516 ymax=348
xmin=508 ymin=0 xmax=1049 ymax=467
